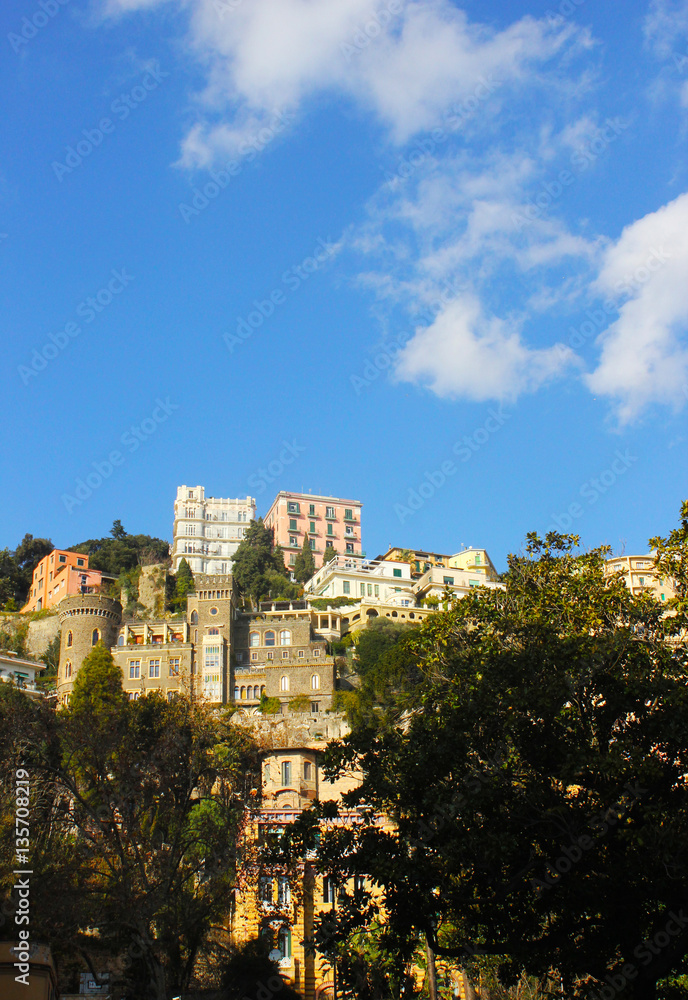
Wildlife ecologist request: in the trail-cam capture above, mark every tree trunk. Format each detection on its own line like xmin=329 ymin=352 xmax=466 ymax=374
xmin=425 ymin=936 xmax=438 ymax=1000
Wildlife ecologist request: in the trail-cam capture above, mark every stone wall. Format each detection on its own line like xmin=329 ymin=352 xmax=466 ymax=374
xmin=0 ymin=611 xmax=60 ymax=658
xmin=136 ymin=564 xmax=168 ymax=617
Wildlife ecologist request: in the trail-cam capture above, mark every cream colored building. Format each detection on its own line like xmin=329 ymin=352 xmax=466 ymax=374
xmin=305 ymin=554 xmax=415 ymax=606
xmin=172 ymin=485 xmax=256 ymax=575
xmin=447 ymin=547 xmax=499 ymax=580
xmin=604 ymin=554 xmax=675 ymax=603
xmin=413 ymin=565 xmax=504 ymax=603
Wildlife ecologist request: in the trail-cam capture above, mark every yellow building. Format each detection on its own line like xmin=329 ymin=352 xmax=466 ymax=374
xmin=379 ymin=546 xmax=499 ymax=582
xmin=604 ymin=554 xmax=675 ymax=603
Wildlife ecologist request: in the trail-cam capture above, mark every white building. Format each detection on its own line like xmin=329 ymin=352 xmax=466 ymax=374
xmin=0 ymin=650 xmax=45 ymax=697
xmin=305 ymin=555 xmax=416 ymax=606
xmin=172 ymin=485 xmax=256 ymax=575
xmin=413 ymin=566 xmax=504 ymax=603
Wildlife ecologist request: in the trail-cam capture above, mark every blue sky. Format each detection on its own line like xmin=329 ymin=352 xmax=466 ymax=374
xmin=2 ymin=0 xmax=687 ymax=571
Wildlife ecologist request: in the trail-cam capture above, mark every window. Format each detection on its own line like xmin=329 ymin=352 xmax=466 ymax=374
xmin=289 ymin=518 xmax=297 ymax=531
xmin=210 ymin=606 xmax=218 ymax=615
xmin=240 ymin=687 xmax=246 ymax=699
xmin=277 ymin=877 xmax=291 ymax=906
xmin=311 ymin=702 xmax=320 ymax=713
xmin=443 ymin=576 xmax=454 ymax=585
xmin=281 ymin=649 xmax=289 ymax=660
xmin=261 ymin=685 xmax=266 ymax=696
xmin=309 ymin=503 xmax=316 ymax=516
xmin=327 ymin=523 xmax=334 ymax=536
xmin=639 ymin=577 xmax=645 ymax=585
xmin=205 ymin=645 xmax=221 ymax=672
xmin=251 ymin=652 xmax=258 ymax=661
xmin=278 ymin=928 xmax=291 ymax=962
xmin=169 ymin=658 xmax=180 ymax=676
xmin=345 ymin=525 xmax=354 ymax=536
xmin=311 ymin=674 xmax=320 ymax=690
xmin=289 ymin=536 xmax=297 ymax=547
xmin=280 ymin=629 xmax=291 ymax=645
xmin=374 ymin=584 xmax=379 ymax=597
xmin=267 ymin=651 xmax=274 ymax=661
xmin=66 ymin=631 xmax=73 ymax=647
xmin=310 ymin=520 xmax=316 ymax=533
xmin=64 ymin=660 xmax=72 ymax=679
xmin=346 ymin=542 xmax=354 ymax=553
xmin=287 ymin=501 xmax=300 ymax=513
xmin=367 ymin=584 xmax=372 ymax=596
xmin=149 ymin=659 xmax=160 ymax=678
xmin=343 ymin=581 xmax=350 ymax=594
xmin=259 ymin=877 xmax=273 ymax=903
xmin=309 ymin=539 xmax=316 ymax=550
xmin=281 ymin=761 xmax=292 ymax=785
xmin=77 ymin=558 xmax=85 ymax=567
xmin=393 ymin=568 xmax=402 ymax=578
xmin=129 ymin=660 xmax=141 ymax=679
xmin=289 ymin=554 xmax=296 ymax=565
xmin=344 ymin=508 xmax=353 ymax=520
xmin=265 ymin=631 xmax=276 ymax=646
xmin=360 ymin=583 xmax=365 ymax=596
xmin=59 ymin=555 xmax=66 ymax=563
xmin=323 ymin=877 xmax=336 ymax=904
xmin=118 ymin=635 xmax=125 ymax=646
xmin=313 ymin=648 xmax=320 ymax=657
xmin=298 ymin=650 xmax=304 ymax=658
xmin=91 ymin=628 xmax=100 ymax=646
xmin=280 ymin=675 xmax=290 ymax=691
xmin=208 ymin=627 xmax=219 ymax=635
xmin=249 ymin=631 xmax=260 ymax=647
xmin=253 ymin=685 xmax=260 ymax=699
xmin=234 ymin=686 xmax=239 ymax=701
xmin=190 ymin=611 xmax=198 ymax=625
xmin=326 ymin=506 xmax=335 ymax=519
xmin=354 ymin=875 xmax=365 ymax=893
xmin=303 ymin=761 xmax=312 ymax=780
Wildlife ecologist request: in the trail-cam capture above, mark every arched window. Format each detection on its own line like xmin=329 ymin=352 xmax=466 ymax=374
xmin=311 ymin=673 xmax=320 ymax=690
xmin=117 ymin=635 xmax=124 ymax=645
xmin=279 ymin=629 xmax=291 ymax=646
xmin=249 ymin=631 xmax=259 ymax=647
xmin=64 ymin=661 xmax=72 ymax=679
xmin=253 ymin=686 xmax=260 ymax=699
xmin=234 ymin=687 xmax=239 ymax=701
xmin=264 ymin=631 xmax=275 ymax=647
xmin=190 ymin=611 xmax=198 ymax=625
xmin=260 ymin=685 xmax=266 ymax=696
xmin=91 ymin=628 xmax=100 ymax=646
xmin=240 ymin=687 xmax=246 ymax=699
xmin=66 ymin=631 xmax=73 ymax=647
xmin=280 ymin=675 xmax=289 ymax=692
xmin=208 ymin=628 xmax=219 ymax=635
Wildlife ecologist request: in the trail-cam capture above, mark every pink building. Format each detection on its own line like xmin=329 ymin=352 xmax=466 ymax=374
xmin=22 ymin=549 xmax=109 ymax=612
xmin=264 ymin=492 xmax=363 ymax=571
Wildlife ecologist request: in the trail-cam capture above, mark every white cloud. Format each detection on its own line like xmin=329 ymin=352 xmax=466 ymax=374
xmin=585 ymin=191 xmax=688 ymax=423
xmin=394 ymin=294 xmax=577 ymax=401
xmin=102 ymin=0 xmax=578 ymax=164
xmin=644 ymin=0 xmax=688 ymax=59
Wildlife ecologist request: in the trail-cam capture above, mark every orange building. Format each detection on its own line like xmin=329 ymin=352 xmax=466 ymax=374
xmin=22 ymin=549 xmax=104 ymax=613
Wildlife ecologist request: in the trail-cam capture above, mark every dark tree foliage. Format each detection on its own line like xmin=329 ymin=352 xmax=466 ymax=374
xmin=0 ymin=533 xmax=53 ymax=605
xmin=293 ymin=535 xmax=316 ymax=584
xmin=281 ymin=516 xmax=688 ymax=1000
xmin=218 ymin=938 xmax=302 ymax=1000
xmin=230 ymin=519 xmax=298 ymax=607
xmin=171 ymin=557 xmax=195 ymax=612
xmin=322 ymin=544 xmax=337 ymax=566
xmin=69 ymin=530 xmax=170 ymax=574
xmin=0 ymin=645 xmax=257 ymax=1000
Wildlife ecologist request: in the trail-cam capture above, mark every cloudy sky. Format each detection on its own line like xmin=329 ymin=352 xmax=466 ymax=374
xmin=2 ymin=0 xmax=687 ymax=567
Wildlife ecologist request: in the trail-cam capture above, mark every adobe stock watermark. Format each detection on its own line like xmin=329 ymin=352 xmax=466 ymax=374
xmin=223 ymin=238 xmax=338 ymax=353
xmin=247 ymin=441 xmax=307 ymax=495
xmin=557 ymin=246 xmax=672 ymax=356
xmin=383 ymin=76 xmax=502 ymax=188
xmin=18 ymin=268 xmax=134 ymax=386
xmin=394 ymin=406 xmax=511 ymax=524
xmin=8 ymin=0 xmax=71 ymax=54
xmin=531 ymin=780 xmax=646 ymax=895
xmin=548 ymin=450 xmax=638 ymax=532
xmin=350 ymin=279 xmax=465 ymax=395
xmin=340 ymin=0 xmax=403 ymax=61
xmin=52 ymin=66 xmax=168 ymax=182
xmin=512 ymin=118 xmax=628 ymax=231
xmin=178 ymin=111 xmax=293 ymax=223
xmin=61 ymin=398 xmax=178 ymax=513
xmin=545 ymin=0 xmax=588 ymax=25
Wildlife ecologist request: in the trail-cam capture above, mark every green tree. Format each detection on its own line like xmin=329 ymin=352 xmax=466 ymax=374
xmin=69 ymin=532 xmax=170 ymax=575
xmin=0 ymin=674 xmax=257 ymax=1000
xmin=37 ymin=634 xmax=61 ymax=692
xmin=171 ymin=558 xmax=195 ymax=612
xmin=218 ymin=938 xmax=302 ymax=1000
xmin=110 ymin=519 xmax=127 ymax=541
xmin=293 ymin=523 xmax=688 ymax=1000
xmin=293 ymin=535 xmax=316 ymax=584
xmin=230 ymin=519 xmax=294 ymax=607
xmin=322 ymin=543 xmax=337 ymax=565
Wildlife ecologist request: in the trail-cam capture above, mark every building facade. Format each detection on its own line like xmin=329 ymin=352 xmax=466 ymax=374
xmin=264 ymin=493 xmax=363 ymax=571
xmin=0 ymin=650 xmax=45 ymax=696
xmin=305 ymin=554 xmax=415 ymax=605
xmin=57 ymin=594 xmax=123 ymax=701
xmin=604 ymin=554 xmax=675 ymax=602
xmin=377 ymin=546 xmax=498 ymax=582
xmin=22 ymin=549 xmax=108 ymax=613
xmin=172 ymin=485 xmax=256 ymax=575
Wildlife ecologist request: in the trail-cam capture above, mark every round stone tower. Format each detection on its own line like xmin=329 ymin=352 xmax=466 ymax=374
xmin=57 ymin=594 xmax=122 ymax=703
